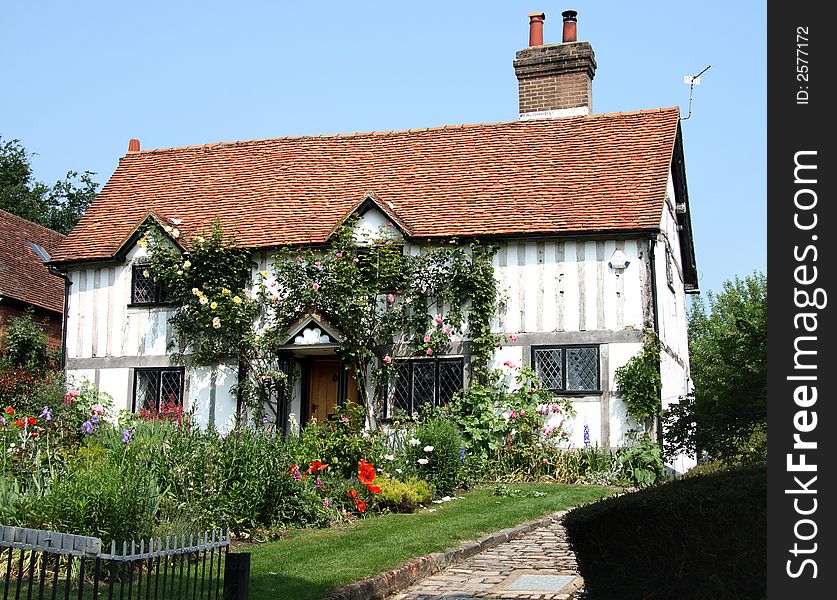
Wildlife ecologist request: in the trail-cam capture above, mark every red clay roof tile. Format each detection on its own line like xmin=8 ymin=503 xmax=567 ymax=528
xmin=0 ymin=210 xmax=66 ymax=313
xmin=51 ymin=107 xmax=680 ymax=264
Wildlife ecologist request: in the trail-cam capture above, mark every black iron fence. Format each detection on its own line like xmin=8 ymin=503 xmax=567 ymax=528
xmin=0 ymin=526 xmax=250 ymax=600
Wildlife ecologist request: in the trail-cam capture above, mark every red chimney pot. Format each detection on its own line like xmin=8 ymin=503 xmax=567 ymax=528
xmin=528 ymin=12 xmax=545 ymax=47
xmin=127 ymin=138 xmax=140 ymax=153
xmin=562 ymin=10 xmax=578 ymax=43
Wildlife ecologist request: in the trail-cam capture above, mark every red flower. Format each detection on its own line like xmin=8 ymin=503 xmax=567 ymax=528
xmin=4 ymin=406 xmax=13 ymax=415
xmin=307 ymin=461 xmax=329 ymax=474
xmin=347 ymin=489 xmax=357 ymax=499
xmin=355 ymin=499 xmax=366 ymax=513
xmin=288 ymin=464 xmax=298 ymax=475
xmin=358 ymin=459 xmax=376 ymax=485
xmin=14 ymin=419 xmax=24 ymax=427
xmin=26 ymin=417 xmax=36 ymax=426
xmin=366 ymin=484 xmax=382 ymax=495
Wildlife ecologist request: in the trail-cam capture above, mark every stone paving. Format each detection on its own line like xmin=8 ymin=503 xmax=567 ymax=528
xmin=386 ymin=514 xmax=583 ymax=600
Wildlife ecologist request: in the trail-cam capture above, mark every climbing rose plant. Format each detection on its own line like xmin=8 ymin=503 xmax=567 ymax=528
xmin=147 ymin=218 xmax=501 ymax=427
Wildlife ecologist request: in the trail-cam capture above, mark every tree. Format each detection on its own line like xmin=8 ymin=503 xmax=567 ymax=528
xmin=664 ymin=272 xmax=767 ymax=462
xmin=0 ymin=136 xmax=98 ymax=234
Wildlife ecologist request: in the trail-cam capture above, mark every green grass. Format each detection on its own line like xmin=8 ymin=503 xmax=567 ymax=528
xmin=247 ymin=483 xmax=614 ymax=600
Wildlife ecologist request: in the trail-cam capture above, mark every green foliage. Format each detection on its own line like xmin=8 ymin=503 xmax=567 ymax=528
xmin=448 ymin=367 xmax=575 ymax=481
xmin=0 ymin=311 xmax=57 ymax=371
xmin=564 ymin=466 xmax=766 ymax=600
xmin=616 ymin=435 xmax=667 ymax=487
xmin=29 ymin=450 xmax=159 ymax=544
xmin=404 ymin=414 xmax=465 ymax=496
xmin=292 ymin=403 xmax=384 ymax=479
xmin=146 ymin=219 xmax=258 ymax=365
xmin=664 ymin=272 xmax=767 ymax=462
xmin=0 ymin=136 xmax=98 ymax=234
xmin=374 ymin=476 xmax=432 ymax=513
xmin=615 ymin=330 xmax=661 ymax=422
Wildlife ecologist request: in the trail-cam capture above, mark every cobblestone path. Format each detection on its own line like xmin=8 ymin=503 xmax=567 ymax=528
xmin=387 ymin=514 xmax=583 ymax=600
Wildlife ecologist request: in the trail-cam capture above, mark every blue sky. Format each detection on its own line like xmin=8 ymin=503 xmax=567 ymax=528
xmin=2 ymin=1 xmax=765 ymax=296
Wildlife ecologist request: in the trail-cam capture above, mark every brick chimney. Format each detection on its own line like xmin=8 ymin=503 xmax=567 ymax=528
xmin=514 ymin=10 xmax=597 ymax=120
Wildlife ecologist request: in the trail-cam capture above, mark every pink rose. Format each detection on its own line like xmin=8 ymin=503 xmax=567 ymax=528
xmin=335 ymin=252 xmax=343 ymax=258
xmin=423 ymin=336 xmax=431 ymax=344
xmin=386 ymin=294 xmax=395 ymax=303
xmin=444 ymin=326 xmax=452 ymax=334
xmin=91 ymin=403 xmax=104 ymax=416
xmin=434 ymin=315 xmax=443 ymax=324
xmin=312 ymin=282 xmax=320 ymax=290
xmin=383 ymin=356 xmax=392 ymax=364
xmin=426 ymin=348 xmax=433 ymax=356
xmin=509 ymin=333 xmax=519 ymax=342
xmin=314 ymin=261 xmax=321 ymax=268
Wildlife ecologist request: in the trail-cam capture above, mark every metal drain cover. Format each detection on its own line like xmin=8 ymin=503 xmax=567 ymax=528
xmin=502 ymin=573 xmax=576 ymax=592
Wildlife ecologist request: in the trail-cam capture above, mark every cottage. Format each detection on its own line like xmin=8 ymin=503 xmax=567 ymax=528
xmin=0 ymin=209 xmax=66 ymax=351
xmin=48 ymin=11 xmax=698 ymax=472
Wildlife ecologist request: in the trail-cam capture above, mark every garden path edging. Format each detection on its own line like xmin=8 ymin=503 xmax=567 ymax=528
xmin=323 ymin=510 xmax=568 ymax=600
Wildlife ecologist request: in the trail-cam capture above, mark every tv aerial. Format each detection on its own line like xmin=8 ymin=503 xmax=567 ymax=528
xmin=681 ymin=65 xmax=712 ymax=121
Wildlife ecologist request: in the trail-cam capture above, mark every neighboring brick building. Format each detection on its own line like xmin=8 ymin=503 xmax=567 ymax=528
xmin=0 ymin=209 xmax=67 ymax=350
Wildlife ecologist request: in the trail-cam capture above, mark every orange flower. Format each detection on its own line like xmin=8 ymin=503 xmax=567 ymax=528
xmin=4 ymin=407 xmax=13 ymax=415
xmin=307 ymin=461 xmax=329 ymax=474
xmin=366 ymin=484 xmax=382 ymax=495
xmin=14 ymin=419 xmax=24 ymax=427
xmin=358 ymin=459 xmax=376 ymax=484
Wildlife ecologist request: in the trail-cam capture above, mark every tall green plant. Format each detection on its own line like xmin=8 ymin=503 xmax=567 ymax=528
xmin=615 ymin=330 xmax=661 ymax=423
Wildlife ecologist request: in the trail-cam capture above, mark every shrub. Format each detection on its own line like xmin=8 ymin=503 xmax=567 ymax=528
xmin=563 ymin=466 xmax=766 ymax=600
xmin=615 ymin=434 xmax=667 ymax=487
xmin=29 ymin=449 xmax=160 ymax=544
xmin=374 ymin=476 xmax=431 ymax=513
xmin=0 ymin=311 xmax=57 ymax=371
xmin=292 ymin=403 xmax=384 ymax=479
xmin=405 ymin=414 xmax=464 ymax=496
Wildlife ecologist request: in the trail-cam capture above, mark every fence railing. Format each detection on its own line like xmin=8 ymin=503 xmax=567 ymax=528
xmin=0 ymin=525 xmax=249 ymax=600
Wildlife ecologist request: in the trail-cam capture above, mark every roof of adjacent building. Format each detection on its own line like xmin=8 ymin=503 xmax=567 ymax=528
xmin=51 ymin=107 xmax=683 ymax=264
xmin=0 ymin=210 xmax=66 ymax=314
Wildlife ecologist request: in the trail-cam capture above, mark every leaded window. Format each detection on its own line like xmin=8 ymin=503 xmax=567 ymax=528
xmin=131 ymin=264 xmax=167 ymax=305
xmin=133 ymin=368 xmax=184 ymax=412
xmin=532 ymin=346 xmax=600 ymax=393
xmin=389 ymin=358 xmax=464 ymax=417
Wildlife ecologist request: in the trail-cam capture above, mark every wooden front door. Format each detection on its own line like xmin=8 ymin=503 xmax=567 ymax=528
xmin=306 ymin=360 xmax=360 ymax=424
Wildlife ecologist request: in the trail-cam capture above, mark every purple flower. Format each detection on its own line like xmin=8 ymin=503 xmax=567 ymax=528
xmin=315 ymin=478 xmax=323 ymax=490
xmin=122 ymin=429 xmax=133 ymax=444
xmin=91 ymin=415 xmax=99 ymax=425
xmin=40 ymin=406 xmax=53 ymax=421
xmin=583 ymin=424 xmax=590 ymax=447
xmin=0 ymin=416 xmax=6 ymax=426
xmin=82 ymin=421 xmax=94 ymax=434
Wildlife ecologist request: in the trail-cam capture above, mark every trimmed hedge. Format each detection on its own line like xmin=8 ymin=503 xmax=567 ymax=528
xmin=563 ymin=466 xmax=766 ymax=599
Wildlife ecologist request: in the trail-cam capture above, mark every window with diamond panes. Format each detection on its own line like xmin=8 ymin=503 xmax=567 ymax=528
xmin=387 ymin=358 xmax=464 ymax=417
xmin=533 ymin=346 xmax=600 ymax=393
xmin=131 ymin=264 xmax=167 ymax=305
xmin=133 ymin=368 xmax=184 ymax=412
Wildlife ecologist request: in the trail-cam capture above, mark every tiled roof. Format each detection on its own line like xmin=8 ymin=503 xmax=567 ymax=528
xmin=51 ymin=107 xmax=680 ymax=264
xmin=0 ymin=210 xmax=66 ymax=313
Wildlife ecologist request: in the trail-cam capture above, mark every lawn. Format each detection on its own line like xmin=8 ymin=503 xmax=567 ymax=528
xmin=247 ymin=482 xmax=614 ymax=600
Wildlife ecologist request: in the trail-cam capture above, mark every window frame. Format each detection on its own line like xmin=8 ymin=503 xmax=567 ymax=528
xmin=132 ymin=367 xmax=185 ymax=413
xmin=129 ymin=264 xmax=169 ymax=307
xmin=531 ymin=344 xmax=601 ymax=395
xmin=387 ymin=357 xmax=464 ymax=417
